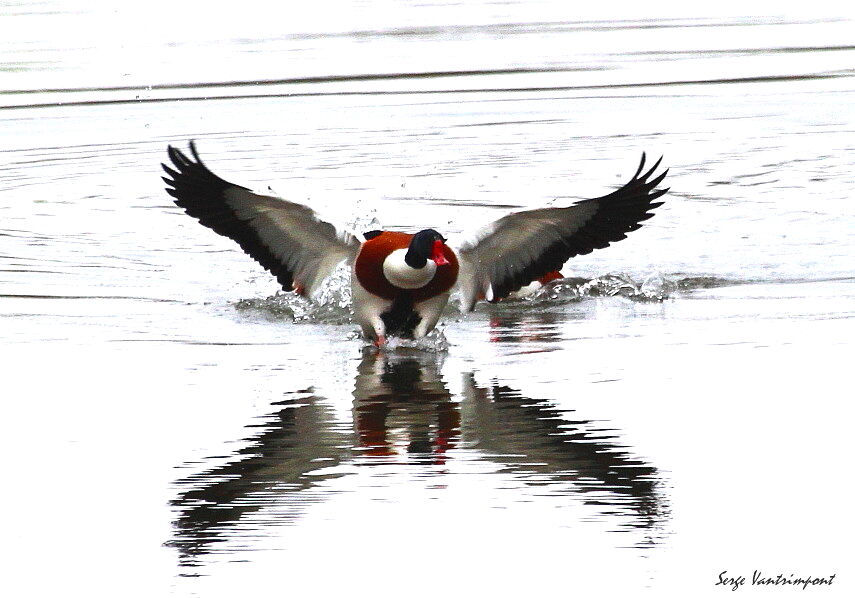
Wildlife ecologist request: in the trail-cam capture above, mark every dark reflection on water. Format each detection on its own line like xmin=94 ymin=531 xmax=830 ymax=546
xmin=354 ymin=351 xmax=459 ymax=463
xmin=486 ymin=308 xmax=569 ymax=345
xmin=170 ymin=349 xmax=666 ymax=568
xmin=461 ymin=375 xmax=664 ymax=535
xmin=168 ymin=390 xmax=353 ymax=567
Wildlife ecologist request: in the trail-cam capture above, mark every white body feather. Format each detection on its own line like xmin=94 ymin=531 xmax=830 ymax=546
xmin=351 ymin=274 xmax=392 ymax=340
xmin=381 ymin=249 xmax=437 ymax=289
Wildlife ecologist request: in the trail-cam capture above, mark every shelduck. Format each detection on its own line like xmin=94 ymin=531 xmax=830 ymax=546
xmin=162 ymin=142 xmax=667 ymax=345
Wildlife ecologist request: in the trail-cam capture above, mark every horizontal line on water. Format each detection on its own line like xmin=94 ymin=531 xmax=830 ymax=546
xmin=638 ymin=44 xmax=855 ymax=57
xmin=109 ymin=339 xmax=294 ymax=345
xmin=0 ymin=293 xmax=181 ymax=302
xmin=2 ymin=67 xmax=604 ymax=96
xmin=1 ymin=71 xmax=850 ymax=112
xmin=263 ymin=17 xmax=832 ymax=42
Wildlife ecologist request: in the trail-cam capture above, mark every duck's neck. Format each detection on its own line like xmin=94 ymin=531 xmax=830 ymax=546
xmin=383 ymin=249 xmax=436 ymax=289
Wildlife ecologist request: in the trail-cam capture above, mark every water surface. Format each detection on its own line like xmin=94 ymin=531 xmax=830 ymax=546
xmin=1 ymin=2 xmax=853 ymax=596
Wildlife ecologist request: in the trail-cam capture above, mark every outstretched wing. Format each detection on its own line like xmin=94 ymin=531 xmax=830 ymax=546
xmin=162 ymin=142 xmax=360 ymax=296
xmin=457 ymin=154 xmax=668 ymax=310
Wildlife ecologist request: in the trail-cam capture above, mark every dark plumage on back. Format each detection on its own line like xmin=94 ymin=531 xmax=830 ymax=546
xmin=162 ymin=142 xmax=358 ymax=295
xmin=457 ymin=154 xmax=668 ymax=309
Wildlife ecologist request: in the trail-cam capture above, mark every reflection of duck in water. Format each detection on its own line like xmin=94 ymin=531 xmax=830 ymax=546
xmin=487 ymin=307 xmax=567 ymax=345
xmin=167 ymin=389 xmax=352 ymax=566
xmin=169 ymin=352 xmax=664 ymax=566
xmin=461 ymin=374 xmax=661 ymax=528
xmin=354 ymin=349 xmax=459 ymax=464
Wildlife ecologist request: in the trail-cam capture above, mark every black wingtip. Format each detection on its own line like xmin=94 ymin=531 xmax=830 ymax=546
xmin=167 ymin=145 xmax=187 ymax=168
xmin=167 ymin=141 xmax=204 ymax=170
xmin=644 ymin=155 xmax=664 ymax=180
xmin=189 ymin=140 xmax=201 ymax=163
xmin=647 ymin=168 xmax=669 ymax=190
xmin=161 ymin=163 xmax=180 ymax=179
xmin=633 ymin=152 xmax=647 ymax=179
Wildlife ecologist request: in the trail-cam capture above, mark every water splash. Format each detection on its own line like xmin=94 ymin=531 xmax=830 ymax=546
xmin=346 ymin=325 xmax=450 ymax=352
xmin=343 ymin=208 xmax=381 ymax=242
xmin=526 ymin=273 xmax=679 ymax=304
xmin=379 ymin=327 xmax=450 ymax=353
xmin=312 ymin=259 xmax=354 ymax=310
xmin=236 ymin=270 xmax=740 ymax=326
xmin=234 ymin=291 xmax=354 ymax=324
xmin=234 ymin=264 xmax=355 ymax=325
xmin=639 ymin=273 xmax=680 ymax=301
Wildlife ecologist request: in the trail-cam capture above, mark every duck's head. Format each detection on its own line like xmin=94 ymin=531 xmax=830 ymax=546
xmin=405 ymin=229 xmax=450 ymax=268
